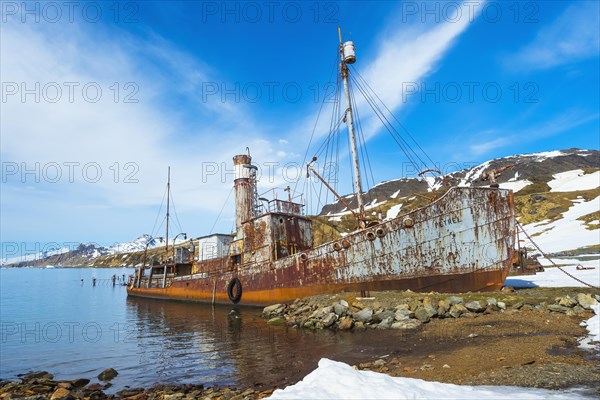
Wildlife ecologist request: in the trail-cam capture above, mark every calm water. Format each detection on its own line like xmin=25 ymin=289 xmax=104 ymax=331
xmin=0 ymin=268 xmax=404 ymax=391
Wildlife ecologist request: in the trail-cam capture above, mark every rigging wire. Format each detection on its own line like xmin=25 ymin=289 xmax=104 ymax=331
xmin=293 ymin=52 xmax=341 ymax=199
xmin=349 ymin=73 xmax=435 ymax=192
xmin=168 ymin=190 xmax=185 ymax=235
xmin=350 ymin=65 xmax=437 ymax=169
xmin=209 ymin=186 xmax=234 ymax=234
xmin=150 ymin=186 xmax=167 ymax=237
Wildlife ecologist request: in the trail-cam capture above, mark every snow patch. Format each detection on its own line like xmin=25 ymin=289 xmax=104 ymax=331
xmin=386 ymin=204 xmax=403 ymax=220
xmin=505 ymin=262 xmax=599 ymax=288
xmin=499 ymin=180 xmax=532 ymax=193
xmin=579 ymin=304 xmax=600 ymax=351
xmin=548 ymin=169 xmax=600 ymax=192
xmin=268 ymin=358 xmax=588 ymax=400
xmin=521 ymin=196 xmax=600 ymax=253
xmin=390 ymin=189 xmax=401 ymax=199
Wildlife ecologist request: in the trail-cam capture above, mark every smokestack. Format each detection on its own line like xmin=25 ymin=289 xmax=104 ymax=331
xmin=233 ymin=153 xmax=255 ymax=238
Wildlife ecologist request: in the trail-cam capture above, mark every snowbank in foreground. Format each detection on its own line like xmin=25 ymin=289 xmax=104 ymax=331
xmin=268 ymin=359 xmax=590 ymax=400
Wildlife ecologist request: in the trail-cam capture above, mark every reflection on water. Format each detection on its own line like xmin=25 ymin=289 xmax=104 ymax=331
xmin=1 ymin=268 xmax=405 ymax=391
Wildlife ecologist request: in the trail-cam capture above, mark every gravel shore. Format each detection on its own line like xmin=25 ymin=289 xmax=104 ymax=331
xmin=2 ymin=288 xmax=598 ymax=399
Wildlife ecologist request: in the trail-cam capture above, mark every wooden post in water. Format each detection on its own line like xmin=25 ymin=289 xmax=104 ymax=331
xmin=212 ymin=278 xmax=216 ymax=305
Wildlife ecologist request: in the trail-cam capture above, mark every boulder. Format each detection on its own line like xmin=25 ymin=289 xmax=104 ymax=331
xmin=50 ymin=388 xmax=72 ymax=400
xmin=423 ymin=304 xmax=438 ymax=318
xmin=394 ymin=308 xmax=412 ymax=321
xmin=446 ymin=296 xmax=464 ymax=305
xmin=465 ymin=300 xmax=486 ymax=313
xmin=340 ymin=299 xmax=349 ymax=307
xmin=414 ymin=307 xmax=431 ymax=323
xmin=263 ymin=304 xmax=284 ymax=316
xmin=437 ymin=300 xmax=450 ymax=316
xmin=70 ymin=379 xmax=90 ymax=388
xmin=557 ymin=296 xmax=577 ymax=308
xmin=576 ymin=293 xmax=599 ymax=310
xmin=547 ymin=304 xmax=569 ymax=313
xmin=449 ymin=304 xmax=467 ymax=318
xmin=377 ymin=317 xmax=394 ymax=330
xmin=353 ymin=308 xmax=373 ymax=323
xmin=97 ymin=368 xmax=118 ymax=381
xmin=333 ymin=303 xmax=348 ymax=316
xmin=321 ymin=313 xmax=338 ymax=328
xmin=497 ymin=301 xmax=506 ymax=310
xmin=373 ymin=310 xmax=396 ymax=323
xmin=391 ymin=319 xmax=422 ymax=330
xmin=373 ymin=359 xmax=386 ymax=368
xmin=338 ymin=316 xmax=354 ymax=331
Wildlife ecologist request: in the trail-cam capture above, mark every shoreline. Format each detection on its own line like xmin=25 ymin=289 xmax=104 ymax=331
xmin=2 ymin=288 xmax=599 ymax=399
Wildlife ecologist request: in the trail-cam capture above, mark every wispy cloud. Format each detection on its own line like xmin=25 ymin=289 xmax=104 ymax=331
xmin=0 ymin=16 xmax=295 ymax=243
xmin=509 ymin=2 xmax=600 ymax=70
xmin=468 ymin=109 xmax=599 ymax=156
xmin=290 ymin=1 xmax=485 ymax=152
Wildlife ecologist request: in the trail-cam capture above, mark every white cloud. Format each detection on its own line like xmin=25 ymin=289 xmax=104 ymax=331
xmin=510 ymin=2 xmax=600 ymax=70
xmin=468 ymin=109 xmax=599 ymax=156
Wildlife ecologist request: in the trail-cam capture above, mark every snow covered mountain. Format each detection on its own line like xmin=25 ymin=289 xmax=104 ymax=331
xmin=0 ymin=235 xmax=166 ymax=268
xmin=318 ymin=148 xmax=599 ymax=255
xmin=2 ymin=148 xmax=598 ymax=267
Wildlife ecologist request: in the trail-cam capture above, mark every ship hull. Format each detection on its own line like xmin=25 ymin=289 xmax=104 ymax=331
xmin=128 ymin=187 xmax=515 ymax=306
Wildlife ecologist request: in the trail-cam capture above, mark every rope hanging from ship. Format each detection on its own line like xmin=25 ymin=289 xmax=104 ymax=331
xmin=516 ymin=221 xmax=599 ymax=289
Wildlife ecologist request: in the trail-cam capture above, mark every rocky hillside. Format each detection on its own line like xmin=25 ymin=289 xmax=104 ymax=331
xmin=3 ymin=148 xmax=598 ymax=268
xmin=314 ymin=148 xmax=599 ymax=253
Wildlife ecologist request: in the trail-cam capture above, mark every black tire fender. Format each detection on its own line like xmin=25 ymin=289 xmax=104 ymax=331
xmin=227 ymin=277 xmax=242 ymax=304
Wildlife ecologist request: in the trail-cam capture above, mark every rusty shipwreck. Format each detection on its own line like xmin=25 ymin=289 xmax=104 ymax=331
xmin=127 ymin=30 xmax=516 ymax=306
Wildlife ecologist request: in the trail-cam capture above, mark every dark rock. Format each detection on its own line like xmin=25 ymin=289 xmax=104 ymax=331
xmin=446 ymin=296 xmax=464 ymax=305
xmin=117 ymin=388 xmax=145 ymax=397
xmin=262 ymin=304 xmax=284 ymax=317
xmin=394 ymin=308 xmax=412 ymax=321
xmin=353 ymin=308 xmax=373 ymax=323
xmin=449 ymin=304 xmax=467 ymax=318
xmin=465 ymin=300 xmax=486 ymax=313
xmin=547 ymin=304 xmax=569 ymax=313
xmin=21 ymin=371 xmax=53 ymax=381
xmin=377 ymin=317 xmax=394 ymax=330
xmin=333 ymin=303 xmax=348 ymax=316
xmin=373 ymin=310 xmax=395 ymax=323
xmin=414 ymin=307 xmax=431 ymax=323
xmin=98 ymin=368 xmax=118 ymax=381
xmin=321 ymin=312 xmax=338 ymax=327
xmin=71 ymin=378 xmax=90 ymax=388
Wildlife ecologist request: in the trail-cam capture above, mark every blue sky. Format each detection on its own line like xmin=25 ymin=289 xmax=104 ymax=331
xmin=1 ymin=1 xmax=599 ymax=259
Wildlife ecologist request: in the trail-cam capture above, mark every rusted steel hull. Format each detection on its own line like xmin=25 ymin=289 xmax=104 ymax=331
xmin=128 ymin=187 xmax=515 ymax=306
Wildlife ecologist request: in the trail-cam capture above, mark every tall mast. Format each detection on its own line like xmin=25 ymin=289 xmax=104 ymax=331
xmin=338 ymin=27 xmax=365 ymax=228
xmin=165 ymin=166 xmax=170 ymax=256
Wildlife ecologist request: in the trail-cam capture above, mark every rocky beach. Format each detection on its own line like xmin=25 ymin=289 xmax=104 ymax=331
xmin=2 ymin=286 xmax=599 ymax=400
